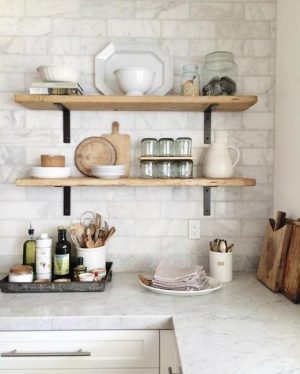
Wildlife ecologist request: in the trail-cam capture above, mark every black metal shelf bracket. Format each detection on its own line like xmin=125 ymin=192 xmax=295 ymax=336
xmin=204 ymin=104 xmax=218 ymax=144
xmin=203 ymin=187 xmax=211 ymax=216
xmin=63 ymin=186 xmax=71 ymax=216
xmin=54 ymin=103 xmax=71 ymax=143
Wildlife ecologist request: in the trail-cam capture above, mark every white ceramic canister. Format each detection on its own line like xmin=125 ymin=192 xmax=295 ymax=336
xmin=209 ymin=250 xmax=232 ymax=282
xmin=203 ymin=142 xmax=240 ymax=178
xmin=76 ymin=245 xmax=106 ymax=271
xmin=36 ymin=233 xmax=52 ymax=281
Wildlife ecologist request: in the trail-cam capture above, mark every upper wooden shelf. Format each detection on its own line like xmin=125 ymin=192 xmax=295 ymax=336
xmin=16 ymin=177 xmax=256 ymax=187
xmin=15 ymin=94 xmax=257 ymax=112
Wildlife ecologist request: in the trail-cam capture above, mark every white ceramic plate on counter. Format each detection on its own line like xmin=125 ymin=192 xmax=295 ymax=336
xmin=95 ymin=41 xmax=173 ymax=96
xmin=139 ymin=276 xmax=222 ymax=296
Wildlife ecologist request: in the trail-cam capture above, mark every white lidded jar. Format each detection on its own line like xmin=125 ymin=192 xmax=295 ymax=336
xmin=36 ymin=233 xmax=52 ymax=281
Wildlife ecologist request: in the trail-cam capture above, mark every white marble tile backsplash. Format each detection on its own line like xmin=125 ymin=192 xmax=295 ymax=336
xmin=0 ymin=0 xmax=275 ymax=273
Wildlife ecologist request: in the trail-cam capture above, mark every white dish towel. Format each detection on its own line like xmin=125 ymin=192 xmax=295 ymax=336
xmin=153 ymin=260 xmax=208 ymax=291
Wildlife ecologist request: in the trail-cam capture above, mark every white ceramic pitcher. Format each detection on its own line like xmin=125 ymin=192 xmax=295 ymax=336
xmin=203 ymin=142 xmax=240 ymax=178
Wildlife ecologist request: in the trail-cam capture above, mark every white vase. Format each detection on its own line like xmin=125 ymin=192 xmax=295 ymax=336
xmin=203 ymin=142 xmax=240 ymax=178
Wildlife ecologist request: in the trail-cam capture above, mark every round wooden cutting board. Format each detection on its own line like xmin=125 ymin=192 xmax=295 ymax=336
xmin=75 ymin=137 xmax=117 ymax=176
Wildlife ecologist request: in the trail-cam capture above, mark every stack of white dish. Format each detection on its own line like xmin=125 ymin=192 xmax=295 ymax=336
xmin=92 ymin=165 xmax=125 ymax=179
xmin=29 ymin=167 xmax=71 ymax=179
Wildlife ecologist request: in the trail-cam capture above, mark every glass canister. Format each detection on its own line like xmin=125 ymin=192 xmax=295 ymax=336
xmin=141 ymin=138 xmax=158 ymax=156
xmin=180 ymin=64 xmax=200 ymax=96
xmin=202 ymin=51 xmax=238 ymax=96
xmin=157 ymin=161 xmax=177 ymax=178
xmin=158 ymin=138 xmax=174 ymax=156
xmin=177 ymin=160 xmax=193 ymax=178
xmin=141 ymin=161 xmax=156 ymax=178
xmin=175 ymin=137 xmax=192 ymax=156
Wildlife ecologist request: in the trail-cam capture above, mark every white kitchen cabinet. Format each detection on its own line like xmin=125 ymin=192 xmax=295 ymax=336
xmin=160 ymin=330 xmax=181 ymax=374
xmin=4 ymin=370 xmax=158 ymax=374
xmin=0 ymin=330 xmax=159 ymax=371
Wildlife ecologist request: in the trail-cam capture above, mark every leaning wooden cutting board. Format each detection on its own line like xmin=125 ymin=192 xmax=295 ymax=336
xmin=257 ymin=219 xmax=293 ymax=292
xmin=102 ymin=122 xmax=131 ymax=177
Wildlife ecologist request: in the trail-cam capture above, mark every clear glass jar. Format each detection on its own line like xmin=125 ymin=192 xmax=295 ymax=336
xmin=158 ymin=138 xmax=174 ymax=156
xmin=181 ymin=64 xmax=200 ymax=96
xmin=140 ymin=161 xmax=156 ymax=178
xmin=157 ymin=161 xmax=176 ymax=178
xmin=202 ymin=51 xmax=237 ymax=96
xmin=141 ymin=138 xmax=158 ymax=156
xmin=175 ymin=137 xmax=192 ymax=156
xmin=177 ymin=160 xmax=193 ymax=179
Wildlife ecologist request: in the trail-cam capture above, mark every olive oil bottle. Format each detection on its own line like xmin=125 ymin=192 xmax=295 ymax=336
xmin=54 ymin=227 xmax=71 ymax=279
xmin=22 ymin=223 xmax=36 ymax=272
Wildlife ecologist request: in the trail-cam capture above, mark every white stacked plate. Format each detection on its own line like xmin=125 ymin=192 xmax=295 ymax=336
xmin=92 ymin=165 xmax=125 ymax=179
xmin=29 ymin=167 xmax=71 ymax=179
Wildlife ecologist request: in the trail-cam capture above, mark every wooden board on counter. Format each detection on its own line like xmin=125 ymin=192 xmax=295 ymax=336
xmin=15 ymin=94 xmax=258 ymax=112
xmin=16 ymin=177 xmax=256 ymax=187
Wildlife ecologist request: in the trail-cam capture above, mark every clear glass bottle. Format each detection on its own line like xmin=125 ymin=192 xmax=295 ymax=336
xmin=181 ymin=64 xmax=200 ymax=96
xmin=141 ymin=138 xmax=158 ymax=156
xmin=177 ymin=160 xmax=193 ymax=178
xmin=23 ymin=223 xmax=36 ymax=272
xmin=157 ymin=161 xmax=177 ymax=178
xmin=141 ymin=161 xmax=156 ymax=178
xmin=202 ymin=51 xmax=238 ymax=95
xmin=158 ymin=138 xmax=174 ymax=156
xmin=54 ymin=227 xmax=71 ymax=280
xmin=175 ymin=137 xmax=192 ymax=156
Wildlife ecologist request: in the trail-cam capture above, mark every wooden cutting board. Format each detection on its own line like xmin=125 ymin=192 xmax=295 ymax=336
xmin=102 ymin=122 xmax=131 ymax=177
xmin=75 ymin=137 xmax=117 ymax=176
xmin=257 ymin=219 xmax=293 ymax=292
xmin=282 ymin=221 xmax=300 ymax=303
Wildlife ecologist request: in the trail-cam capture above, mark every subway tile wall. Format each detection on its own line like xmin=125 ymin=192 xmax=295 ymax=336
xmin=0 ymin=0 xmax=275 ymax=272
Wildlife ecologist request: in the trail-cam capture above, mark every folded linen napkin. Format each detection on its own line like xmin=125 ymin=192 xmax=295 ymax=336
xmin=152 ymin=261 xmax=208 ymax=291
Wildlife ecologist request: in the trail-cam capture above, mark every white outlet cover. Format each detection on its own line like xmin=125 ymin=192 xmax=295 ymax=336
xmin=188 ymin=220 xmax=201 ymax=240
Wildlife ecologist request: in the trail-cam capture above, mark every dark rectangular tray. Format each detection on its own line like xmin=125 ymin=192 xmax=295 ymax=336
xmin=0 ymin=262 xmax=112 ymax=293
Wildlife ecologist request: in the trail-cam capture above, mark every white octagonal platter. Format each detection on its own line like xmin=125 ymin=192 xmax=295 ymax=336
xmin=95 ymin=41 xmax=173 ymax=96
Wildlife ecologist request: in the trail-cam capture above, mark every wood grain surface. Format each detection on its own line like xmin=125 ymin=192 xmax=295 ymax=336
xmin=75 ymin=137 xmax=116 ymax=176
xmin=102 ymin=122 xmax=131 ymax=177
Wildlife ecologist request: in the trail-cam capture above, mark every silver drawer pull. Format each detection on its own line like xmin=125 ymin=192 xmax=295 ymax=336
xmin=1 ymin=349 xmax=91 ymax=357
xmin=168 ymin=367 xmax=182 ymax=374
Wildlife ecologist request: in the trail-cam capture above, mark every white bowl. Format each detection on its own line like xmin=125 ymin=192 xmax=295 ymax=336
xmin=114 ymin=67 xmax=155 ymax=96
xmin=37 ymin=65 xmax=81 ymax=82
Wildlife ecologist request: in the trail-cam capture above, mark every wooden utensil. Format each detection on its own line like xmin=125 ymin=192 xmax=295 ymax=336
xmin=274 ymin=211 xmax=286 ymax=231
xmin=75 ymin=137 xmax=117 ymax=176
xmin=102 ymin=121 xmax=131 ymax=177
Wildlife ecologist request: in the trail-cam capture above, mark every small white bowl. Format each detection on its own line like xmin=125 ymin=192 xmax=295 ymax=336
xmin=79 ymin=273 xmax=95 ymax=282
xmin=114 ymin=67 xmax=155 ymax=96
xmin=37 ymin=65 xmax=81 ymax=82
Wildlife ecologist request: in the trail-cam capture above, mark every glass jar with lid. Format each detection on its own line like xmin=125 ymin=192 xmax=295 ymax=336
xmin=157 ymin=161 xmax=176 ymax=178
xmin=181 ymin=64 xmax=200 ymax=96
xmin=141 ymin=161 xmax=156 ymax=179
xmin=158 ymin=138 xmax=174 ymax=156
xmin=175 ymin=137 xmax=192 ymax=156
xmin=141 ymin=138 xmax=158 ymax=156
xmin=202 ymin=51 xmax=238 ymax=96
xmin=177 ymin=160 xmax=193 ymax=179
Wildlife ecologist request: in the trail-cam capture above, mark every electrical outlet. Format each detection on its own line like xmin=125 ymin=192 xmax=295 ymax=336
xmin=188 ymin=220 xmax=201 ymax=240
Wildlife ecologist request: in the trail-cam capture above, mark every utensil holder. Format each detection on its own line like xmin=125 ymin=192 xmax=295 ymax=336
xmin=76 ymin=245 xmax=106 ymax=271
xmin=209 ymin=250 xmax=232 ymax=282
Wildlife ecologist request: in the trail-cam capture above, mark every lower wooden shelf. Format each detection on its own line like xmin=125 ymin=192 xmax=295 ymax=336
xmin=16 ymin=177 xmax=256 ymax=187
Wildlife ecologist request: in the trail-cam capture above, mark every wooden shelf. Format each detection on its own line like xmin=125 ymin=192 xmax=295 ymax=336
xmin=16 ymin=177 xmax=256 ymax=187
xmin=15 ymin=94 xmax=257 ymax=112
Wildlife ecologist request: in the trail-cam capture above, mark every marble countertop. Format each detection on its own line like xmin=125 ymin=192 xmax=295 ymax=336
xmin=0 ymin=272 xmax=299 ymax=374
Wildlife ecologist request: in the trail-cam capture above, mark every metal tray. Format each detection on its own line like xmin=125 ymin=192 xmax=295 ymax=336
xmin=0 ymin=262 xmax=112 ymax=293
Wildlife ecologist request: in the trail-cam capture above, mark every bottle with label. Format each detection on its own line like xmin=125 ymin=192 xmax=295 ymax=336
xmin=54 ymin=227 xmax=71 ymax=280
xmin=36 ymin=233 xmax=52 ymax=281
xmin=22 ymin=223 xmax=36 ymax=272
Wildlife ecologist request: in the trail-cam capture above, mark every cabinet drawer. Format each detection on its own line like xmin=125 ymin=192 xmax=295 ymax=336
xmin=3 ymin=370 xmax=159 ymax=374
xmin=0 ymin=330 xmax=159 ymax=370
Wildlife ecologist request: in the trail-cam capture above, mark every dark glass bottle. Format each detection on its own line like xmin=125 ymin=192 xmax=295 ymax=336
xmin=22 ymin=223 xmax=36 ymax=272
xmin=54 ymin=227 xmax=71 ymax=279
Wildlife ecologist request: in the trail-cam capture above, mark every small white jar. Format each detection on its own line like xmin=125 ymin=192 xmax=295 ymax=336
xmin=36 ymin=233 xmax=52 ymax=281
xmin=9 ymin=265 xmax=33 ymax=283
xmin=79 ymin=273 xmax=94 ymax=282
